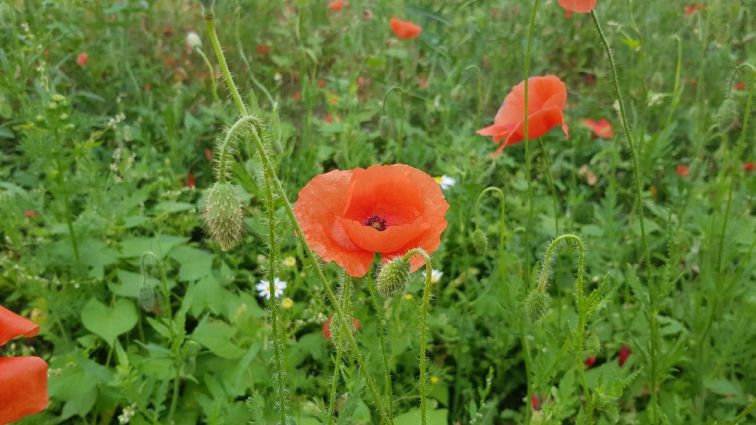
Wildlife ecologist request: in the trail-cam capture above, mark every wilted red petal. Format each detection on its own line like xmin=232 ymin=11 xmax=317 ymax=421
xmin=558 ymin=0 xmax=598 ymax=13
xmin=185 ymin=172 xmax=196 ymax=189
xmin=581 ymin=118 xmax=614 ymax=139
xmin=0 ymin=357 xmax=48 ymax=423
xmin=390 ymin=17 xmax=422 ymax=39
xmin=0 ymin=305 xmax=40 ymax=346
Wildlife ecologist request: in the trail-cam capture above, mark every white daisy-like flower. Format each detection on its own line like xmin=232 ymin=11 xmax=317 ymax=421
xmin=434 ymin=175 xmax=457 ymax=190
xmin=256 ymin=277 xmax=287 ymax=300
xmin=186 ymin=31 xmax=202 ymax=49
xmin=422 ymin=269 xmax=443 ymax=284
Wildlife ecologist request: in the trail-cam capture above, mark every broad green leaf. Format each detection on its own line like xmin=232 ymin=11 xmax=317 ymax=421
xmin=81 ymin=298 xmax=138 ymax=346
xmin=192 ymin=318 xmax=245 ymax=359
xmin=170 ymin=245 xmax=214 ymax=281
xmin=394 ymin=408 xmax=448 ymax=425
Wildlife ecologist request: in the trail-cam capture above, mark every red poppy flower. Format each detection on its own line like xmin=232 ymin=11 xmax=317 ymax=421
xmin=23 ymin=209 xmax=39 ymax=218
xmin=530 ymin=393 xmax=541 ymax=411
xmin=734 ymin=82 xmax=746 ymax=91
xmin=0 ymin=305 xmax=48 ymax=424
xmin=584 ymin=356 xmax=597 ymax=368
xmin=185 ymin=171 xmax=196 ymax=189
xmin=581 ymin=118 xmax=614 ymax=139
xmin=618 ymin=344 xmax=631 ymax=367
xmin=294 ymin=164 xmax=449 ymax=277
xmin=76 ymin=52 xmax=89 ymax=67
xmin=684 ymin=4 xmax=702 ymax=15
xmin=558 ymin=0 xmax=598 ymax=13
xmin=328 ymin=0 xmax=345 ymax=12
xmin=477 ymin=75 xmax=569 ymax=155
xmin=322 ymin=316 xmax=361 ymax=340
xmin=390 ymin=17 xmax=422 ymax=40
xmin=675 ymin=164 xmax=689 ymax=177
xmin=256 ymin=44 xmax=270 ymax=56
xmin=743 ymin=161 xmax=754 ymax=172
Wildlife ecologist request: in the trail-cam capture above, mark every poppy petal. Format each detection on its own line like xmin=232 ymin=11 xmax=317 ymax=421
xmin=0 ymin=305 xmax=40 ymax=346
xmin=390 ymin=17 xmax=422 ymax=39
xmin=0 ymin=357 xmax=48 ymax=423
xmin=558 ymin=0 xmax=598 ymax=13
xmin=294 ymin=170 xmax=374 ymax=277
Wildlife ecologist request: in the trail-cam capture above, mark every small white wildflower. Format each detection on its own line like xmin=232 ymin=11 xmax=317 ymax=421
xmin=281 ymin=256 xmax=296 ymax=268
xmin=256 ymin=277 xmax=287 ymax=300
xmin=118 ymin=404 xmax=136 ymax=424
xmin=422 ymin=269 xmax=443 ymax=284
xmin=435 ymin=175 xmax=457 ymax=191
xmin=186 ymin=31 xmax=202 ymax=49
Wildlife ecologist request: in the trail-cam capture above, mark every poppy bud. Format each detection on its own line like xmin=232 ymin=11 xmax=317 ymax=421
xmin=378 ymin=115 xmax=394 ymax=139
xmin=138 ymin=285 xmax=160 ymax=315
xmin=376 ymin=257 xmax=411 ymax=297
xmin=198 ymin=0 xmax=215 ymax=16
xmin=203 ymin=182 xmax=245 ymax=251
xmin=471 ymin=228 xmax=488 ymax=253
xmin=186 ymin=31 xmax=202 ymax=49
xmin=716 ymin=98 xmax=738 ymax=129
xmin=524 ymin=289 xmax=550 ymax=323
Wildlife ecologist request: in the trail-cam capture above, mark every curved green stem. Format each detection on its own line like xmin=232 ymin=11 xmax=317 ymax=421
xmin=538 ymin=139 xmax=559 ymax=234
xmin=474 ymin=186 xmax=507 ymax=258
xmin=401 ymin=248 xmax=434 ymax=425
xmin=204 ymin=13 xmax=391 ymax=424
xmin=194 ymin=47 xmax=220 ymax=103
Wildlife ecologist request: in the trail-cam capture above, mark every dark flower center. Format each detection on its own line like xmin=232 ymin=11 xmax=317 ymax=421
xmin=364 ymin=215 xmax=387 ymax=231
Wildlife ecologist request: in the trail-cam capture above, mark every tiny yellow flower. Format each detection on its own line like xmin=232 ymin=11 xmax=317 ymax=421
xmin=403 ymin=293 xmax=413 ymax=301
xmin=281 ymin=297 xmax=294 ymax=310
xmin=282 ymin=256 xmax=297 ymax=268
xmin=430 ymin=375 xmax=440 ymax=385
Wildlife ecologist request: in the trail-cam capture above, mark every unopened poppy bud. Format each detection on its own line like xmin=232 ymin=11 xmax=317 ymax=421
xmin=138 ymin=285 xmax=160 ymax=314
xmin=376 ymin=257 xmax=411 ymax=297
xmin=203 ymin=182 xmax=245 ymax=251
xmin=524 ymin=289 xmax=550 ymax=323
xmin=471 ymin=228 xmax=488 ymax=253
xmin=716 ymin=98 xmax=738 ymax=129
xmin=186 ymin=31 xmax=202 ymax=49
xmin=378 ymin=115 xmax=394 ymax=139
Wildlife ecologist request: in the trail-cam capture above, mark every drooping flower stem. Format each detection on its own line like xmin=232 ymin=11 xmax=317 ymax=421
xmin=193 ymin=46 xmax=220 ymax=103
xmin=591 ymin=11 xmax=656 ymax=422
xmin=203 ymin=11 xmax=391 ymax=424
xmin=474 ymin=187 xmax=507 ymax=260
xmin=538 ymin=140 xmax=560 ymax=234
xmin=521 ymin=0 xmax=540 ymax=418
xmin=367 ymin=274 xmax=395 ymax=417
xmin=264 ymin=170 xmax=288 ymax=424
xmin=400 ymin=248 xmax=434 ymax=425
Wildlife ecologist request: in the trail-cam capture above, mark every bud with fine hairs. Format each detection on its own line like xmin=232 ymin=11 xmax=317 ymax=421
xmin=471 ymin=227 xmax=488 ymax=254
xmin=376 ymin=257 xmax=411 ymax=297
xmin=203 ymin=182 xmax=245 ymax=251
xmin=524 ymin=289 xmax=550 ymax=323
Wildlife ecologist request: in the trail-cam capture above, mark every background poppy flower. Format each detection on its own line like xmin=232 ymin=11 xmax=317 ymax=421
xmin=76 ymin=52 xmax=89 ymax=67
xmin=744 ymin=161 xmax=754 ymax=172
xmin=0 ymin=305 xmax=48 ymax=424
xmin=581 ymin=118 xmax=614 ymax=139
xmin=328 ymin=0 xmax=344 ymax=12
xmin=684 ymin=4 xmax=702 ymax=15
xmin=618 ymin=344 xmax=631 ymax=367
xmin=322 ymin=316 xmax=361 ymax=340
xmin=477 ymin=75 xmax=569 ymax=155
xmin=294 ymin=164 xmax=449 ymax=277
xmin=390 ymin=17 xmax=422 ymax=39
xmin=675 ymin=164 xmax=689 ymax=177
xmin=558 ymin=0 xmax=598 ymax=13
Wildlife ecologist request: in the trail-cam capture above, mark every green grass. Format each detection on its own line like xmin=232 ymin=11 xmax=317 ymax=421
xmin=0 ymin=0 xmax=754 ymax=424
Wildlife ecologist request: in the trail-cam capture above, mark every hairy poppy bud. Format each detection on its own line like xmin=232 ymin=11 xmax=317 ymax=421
xmin=203 ymin=182 xmax=245 ymax=251
xmin=378 ymin=115 xmax=394 ymax=139
xmin=716 ymin=98 xmax=738 ymax=129
xmin=471 ymin=228 xmax=488 ymax=253
xmin=138 ymin=285 xmax=160 ymax=315
xmin=525 ymin=289 xmax=550 ymax=323
xmin=376 ymin=257 xmax=411 ymax=297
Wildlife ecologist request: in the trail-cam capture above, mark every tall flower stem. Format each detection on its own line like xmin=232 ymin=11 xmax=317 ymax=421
xmin=203 ymin=10 xmax=391 ymax=424
xmin=591 ymin=10 xmax=655 ymax=422
xmin=401 ymin=248 xmax=434 ymax=425
xmin=194 ymin=47 xmax=220 ymax=103
xmin=521 ymin=0 xmax=540 ymax=418
xmin=367 ymin=274 xmax=395 ymax=416
xmin=326 ymin=275 xmax=352 ymax=425
xmin=474 ymin=186 xmax=507 ymax=261
xmin=538 ymin=140 xmax=560 ymax=234
xmin=264 ymin=170 xmax=287 ymax=424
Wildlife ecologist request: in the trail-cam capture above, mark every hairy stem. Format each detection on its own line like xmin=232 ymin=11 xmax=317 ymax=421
xmin=367 ymin=274 xmax=394 ymax=417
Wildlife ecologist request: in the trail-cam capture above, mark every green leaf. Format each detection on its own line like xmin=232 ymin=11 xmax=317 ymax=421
xmin=119 ymin=235 xmax=188 ymax=259
xmin=170 ymin=245 xmax=214 ymax=281
xmin=394 ymin=409 xmax=448 ymax=425
xmin=81 ymin=298 xmax=138 ymax=346
xmin=191 ymin=318 xmax=245 ymax=359
xmin=110 ymin=269 xmax=160 ymax=298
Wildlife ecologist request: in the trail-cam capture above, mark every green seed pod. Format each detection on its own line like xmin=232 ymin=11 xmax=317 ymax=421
xmin=471 ymin=228 xmax=488 ymax=253
xmin=376 ymin=257 xmax=411 ymax=297
xmin=716 ymin=98 xmax=739 ymax=129
xmin=203 ymin=182 xmax=245 ymax=251
xmin=138 ymin=285 xmax=160 ymax=315
xmin=524 ymin=289 xmax=550 ymax=323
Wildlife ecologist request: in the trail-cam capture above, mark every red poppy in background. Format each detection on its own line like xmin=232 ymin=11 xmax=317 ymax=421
xmin=76 ymin=52 xmax=89 ymax=67
xmin=584 ymin=356 xmax=597 ymax=368
xmin=256 ymin=44 xmax=270 ymax=56
xmin=294 ymin=164 xmax=449 ymax=277
xmin=328 ymin=0 xmax=345 ymax=12
xmin=477 ymin=75 xmax=569 ymax=155
xmin=684 ymin=4 xmax=702 ymax=15
xmin=185 ymin=171 xmax=196 ymax=189
xmin=322 ymin=316 xmax=361 ymax=340
xmin=618 ymin=344 xmax=631 ymax=367
xmin=581 ymin=118 xmax=614 ymax=139
xmin=734 ymin=82 xmax=746 ymax=91
xmin=530 ymin=393 xmax=541 ymax=411
xmin=0 ymin=305 xmax=48 ymax=424
xmin=390 ymin=17 xmax=422 ymax=39
xmin=676 ymin=164 xmax=689 ymax=177
xmin=23 ymin=209 xmax=40 ymax=218
xmin=743 ymin=162 xmax=754 ymax=172
xmin=558 ymin=0 xmax=598 ymax=13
